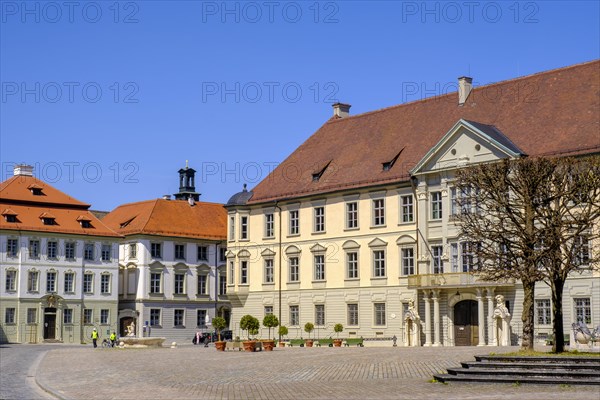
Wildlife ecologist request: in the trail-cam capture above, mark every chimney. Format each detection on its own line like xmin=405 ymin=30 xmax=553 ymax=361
xmin=162 ymin=194 xmax=171 ymax=200
xmin=458 ymin=76 xmax=473 ymax=106
xmin=332 ymin=103 xmax=351 ymax=118
xmin=188 ymin=195 xmax=195 ymax=206
xmin=14 ymin=164 xmax=34 ymax=177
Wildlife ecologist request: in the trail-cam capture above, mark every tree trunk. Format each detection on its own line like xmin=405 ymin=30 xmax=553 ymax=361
xmin=551 ymin=278 xmax=565 ymax=353
xmin=521 ymin=280 xmax=535 ymax=350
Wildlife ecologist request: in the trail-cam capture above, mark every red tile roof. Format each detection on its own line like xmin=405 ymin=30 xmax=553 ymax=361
xmin=0 ymin=176 xmax=121 ymax=237
xmin=102 ymin=199 xmax=227 ymax=241
xmin=248 ymin=60 xmax=600 ymax=204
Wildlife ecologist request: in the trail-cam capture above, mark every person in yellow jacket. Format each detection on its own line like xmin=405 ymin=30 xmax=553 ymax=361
xmin=91 ymin=328 xmax=99 ymax=348
xmin=109 ymin=332 xmax=117 ymax=347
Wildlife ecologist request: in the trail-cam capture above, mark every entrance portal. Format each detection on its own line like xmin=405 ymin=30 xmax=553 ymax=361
xmin=454 ymin=300 xmax=478 ymax=346
xmin=43 ymin=308 xmax=57 ymax=340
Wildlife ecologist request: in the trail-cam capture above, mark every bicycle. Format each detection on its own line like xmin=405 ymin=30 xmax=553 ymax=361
xmin=102 ymin=338 xmax=115 ymax=348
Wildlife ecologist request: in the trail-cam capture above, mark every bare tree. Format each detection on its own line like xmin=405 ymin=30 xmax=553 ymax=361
xmin=455 ymin=156 xmax=600 ymax=352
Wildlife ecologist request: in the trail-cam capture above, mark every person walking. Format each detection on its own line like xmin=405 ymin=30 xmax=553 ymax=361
xmin=91 ymin=328 xmax=99 ymax=348
xmin=109 ymin=332 xmax=117 ymax=347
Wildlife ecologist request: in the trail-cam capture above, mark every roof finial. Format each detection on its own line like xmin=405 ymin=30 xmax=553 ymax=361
xmin=185 ymin=159 xmax=189 ymax=168
xmin=243 ymin=183 xmax=247 ymax=191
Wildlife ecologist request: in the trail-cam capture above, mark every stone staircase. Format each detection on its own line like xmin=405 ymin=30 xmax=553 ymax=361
xmin=434 ymin=355 xmax=600 ymax=385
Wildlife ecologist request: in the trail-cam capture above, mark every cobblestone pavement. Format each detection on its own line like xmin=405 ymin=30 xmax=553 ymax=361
xmin=28 ymin=344 xmax=599 ymax=400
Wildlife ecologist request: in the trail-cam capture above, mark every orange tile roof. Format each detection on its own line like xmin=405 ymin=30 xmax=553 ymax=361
xmin=0 ymin=175 xmax=121 ymax=238
xmin=102 ymin=199 xmax=227 ymax=241
xmin=248 ymin=60 xmax=600 ymax=204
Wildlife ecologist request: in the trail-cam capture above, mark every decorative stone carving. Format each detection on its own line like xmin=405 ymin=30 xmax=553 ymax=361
xmin=492 ymin=295 xmax=511 ymax=346
xmin=404 ymin=299 xmax=422 ymax=347
xmin=126 ymin=321 xmax=136 ymax=337
xmin=571 ymin=321 xmax=600 ymax=350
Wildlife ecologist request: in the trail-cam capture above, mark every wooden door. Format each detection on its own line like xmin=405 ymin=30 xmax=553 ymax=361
xmin=454 ymin=300 xmax=478 ymax=346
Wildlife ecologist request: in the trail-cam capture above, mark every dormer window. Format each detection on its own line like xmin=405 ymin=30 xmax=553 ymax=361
xmin=382 ymin=149 xmax=403 ymax=171
xmin=2 ymin=209 xmax=18 ymax=223
xmin=43 ymin=218 xmax=56 ymax=225
xmin=77 ymin=215 xmax=93 ymax=228
xmin=120 ymin=217 xmax=135 ymax=229
xmin=28 ymin=184 xmax=44 ymax=196
xmin=312 ymin=161 xmax=331 ymax=182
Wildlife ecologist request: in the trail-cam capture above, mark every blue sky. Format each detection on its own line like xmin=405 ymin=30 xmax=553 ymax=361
xmin=1 ymin=0 xmax=598 ymax=211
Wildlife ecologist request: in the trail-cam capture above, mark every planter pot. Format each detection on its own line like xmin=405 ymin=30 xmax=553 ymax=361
xmin=279 ymin=341 xmax=286 ymax=347
xmin=262 ymin=340 xmax=275 ymax=351
xmin=215 ymin=341 xmax=226 ymax=351
xmin=305 ymin=340 xmax=314 ymax=347
xmin=243 ymin=340 xmax=256 ymax=352
xmin=333 ymin=339 xmax=342 ymax=347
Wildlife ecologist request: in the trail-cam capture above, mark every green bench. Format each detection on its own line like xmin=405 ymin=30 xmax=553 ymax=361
xmin=288 ymin=339 xmax=305 ymax=347
xmin=344 ymin=337 xmax=364 ymax=347
xmin=316 ymin=338 xmax=334 ymax=347
xmin=545 ymin=334 xmax=570 ymax=346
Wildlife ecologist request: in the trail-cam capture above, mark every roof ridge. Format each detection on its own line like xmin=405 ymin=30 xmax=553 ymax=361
xmin=325 ymin=59 xmax=600 ymax=124
xmin=140 ymin=198 xmax=159 ymax=233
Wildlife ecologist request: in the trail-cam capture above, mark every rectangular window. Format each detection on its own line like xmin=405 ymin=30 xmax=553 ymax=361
xmin=5 ymin=270 xmax=17 ymax=291
xmin=536 ymin=299 xmax=551 ymax=325
xmin=229 ymin=216 xmax=235 ymax=240
xmin=46 ymin=271 xmax=56 ymax=292
xmin=83 ymin=309 xmax=92 ymax=324
xmin=174 ymin=273 xmax=185 ymax=294
xmin=100 ymin=274 xmax=110 ymax=294
xmin=64 ymin=272 xmax=74 ymax=293
xmin=289 ymin=257 xmax=299 ymax=282
xmin=29 ymin=239 xmax=40 ymax=258
xmin=65 ymin=242 xmax=75 ymax=259
xmin=289 ymin=210 xmax=299 ymax=235
xmin=240 ymin=261 xmax=248 ymax=284
xmin=129 ymin=243 xmax=137 ymax=258
xmin=346 ymin=202 xmax=358 ymax=229
xmin=150 ymin=272 xmax=161 ymax=294
xmin=197 ymin=309 xmax=207 ymax=327
xmin=401 ymin=195 xmax=413 ymax=223
xmin=314 ymin=207 xmax=325 ymax=232
xmin=373 ymin=198 xmax=385 ymax=226
xmin=289 ymin=305 xmax=299 ymax=326
xmin=100 ymin=309 xmax=109 ymax=324
xmin=574 ymin=235 xmax=590 ymax=267
xmin=450 ymin=187 xmax=458 ymax=216
xmin=264 ymin=259 xmax=274 ymax=283
xmin=63 ymin=308 xmax=73 ymax=324
xmin=7 ymin=238 xmax=18 ymax=257
xmin=450 ymin=243 xmax=459 ymax=272
xmin=5 ymin=308 xmax=15 ymax=324
xmin=347 ymin=304 xmax=359 ymax=326
xmin=374 ymin=303 xmax=386 ymax=326
xmin=264 ymin=306 xmax=273 ymax=316
xmin=314 ymin=255 xmax=325 ymax=281
xmin=84 ymin=243 xmax=94 ymax=261
xmin=27 ymin=308 xmax=37 ymax=324
xmin=47 ymin=241 xmax=58 ymax=259
xmin=219 ymin=275 xmax=226 ymax=295
xmin=402 ymin=248 xmax=414 ymax=275
xmin=240 ymin=216 xmax=248 ymax=240
xmin=197 ymin=274 xmax=208 ymax=295
xmin=373 ymin=250 xmax=386 ymax=277
xmin=174 ymin=309 xmax=185 ymax=327
xmin=461 ymin=242 xmax=476 ymax=272
xmin=346 ymin=252 xmax=358 ymax=279
xmin=175 ymin=244 xmax=185 ymax=260
xmin=151 ymin=243 xmax=162 ymax=258
xmin=432 ymin=246 xmax=443 ymax=274
xmin=265 ymin=213 xmax=274 ymax=237
xmin=431 ymin=191 xmax=442 ymax=220
xmin=219 ymin=248 xmax=226 ymax=262
xmin=28 ymin=270 xmax=39 ymax=292
xmin=197 ymin=245 xmax=208 ymax=261
xmin=101 ymin=244 xmax=111 ymax=261
xmin=315 ymin=304 xmax=325 ymax=326
xmin=150 ymin=309 xmax=161 ymax=326
xmin=574 ymin=298 xmax=591 ymax=324
xmin=228 ymin=261 xmax=234 ymax=284
xmin=83 ymin=274 xmax=93 ymax=294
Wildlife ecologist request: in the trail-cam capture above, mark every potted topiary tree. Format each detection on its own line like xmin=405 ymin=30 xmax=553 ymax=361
xmin=240 ymin=314 xmax=260 ymax=352
xmin=333 ymin=323 xmax=343 ymax=347
xmin=304 ymin=322 xmax=315 ymax=347
xmin=212 ymin=316 xmax=227 ymax=351
xmin=278 ymin=325 xmax=288 ymax=347
xmin=262 ymin=314 xmax=279 ymax=351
